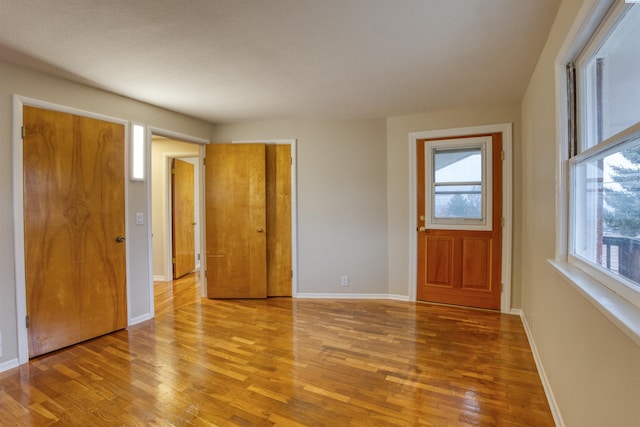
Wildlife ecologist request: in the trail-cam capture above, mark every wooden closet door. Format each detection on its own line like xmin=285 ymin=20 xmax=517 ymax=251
xmin=205 ymin=143 xmax=267 ymax=298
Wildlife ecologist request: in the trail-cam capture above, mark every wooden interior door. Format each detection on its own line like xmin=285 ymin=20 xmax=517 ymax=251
xmin=416 ymin=133 xmax=502 ymax=310
xmin=172 ymin=158 xmax=196 ymax=279
xmin=23 ymin=105 xmax=127 ymax=358
xmin=205 ymin=144 xmax=267 ymax=298
xmin=266 ymin=144 xmax=292 ymax=296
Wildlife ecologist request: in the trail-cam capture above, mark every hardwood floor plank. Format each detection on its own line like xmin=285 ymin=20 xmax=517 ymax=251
xmin=0 ymin=272 xmax=554 ymax=426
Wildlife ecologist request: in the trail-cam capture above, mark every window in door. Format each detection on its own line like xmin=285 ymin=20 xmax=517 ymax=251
xmin=426 ymin=136 xmax=492 ymax=230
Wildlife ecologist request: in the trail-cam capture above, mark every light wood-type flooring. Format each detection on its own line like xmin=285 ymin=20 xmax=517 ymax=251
xmin=0 ymin=273 xmax=554 ymax=426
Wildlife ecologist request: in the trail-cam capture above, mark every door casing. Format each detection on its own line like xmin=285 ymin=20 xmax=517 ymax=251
xmin=12 ymin=95 xmax=131 ymax=365
xmin=149 ymin=128 xmax=209 ymax=297
xmin=409 ymin=124 xmax=513 ymax=312
xmin=154 ymin=151 xmax=200 ymax=282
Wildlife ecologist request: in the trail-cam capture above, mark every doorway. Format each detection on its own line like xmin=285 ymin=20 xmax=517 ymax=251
xmin=17 ymin=102 xmax=129 ymax=360
xmin=151 ymin=136 xmax=201 ymax=283
xmin=409 ymin=124 xmax=513 ymax=312
xmin=416 ymin=133 xmax=502 ymax=310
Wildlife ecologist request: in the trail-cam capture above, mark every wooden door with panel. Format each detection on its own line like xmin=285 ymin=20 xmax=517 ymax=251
xmin=417 ymin=133 xmax=503 ymax=310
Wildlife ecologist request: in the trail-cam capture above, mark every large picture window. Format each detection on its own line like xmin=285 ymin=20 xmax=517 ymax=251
xmin=569 ymin=1 xmax=640 ymax=307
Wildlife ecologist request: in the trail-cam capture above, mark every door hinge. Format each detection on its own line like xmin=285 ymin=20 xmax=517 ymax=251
xmin=501 ymin=217 xmax=504 ymax=227
xmin=500 ymin=150 xmax=504 ymax=161
xmin=21 ymin=126 xmax=25 ymax=139
xmin=500 ymin=283 xmax=504 ymax=292
xmin=290 ymin=157 xmax=293 ymax=165
xmin=291 ymin=270 xmax=293 ymax=278
xmin=26 ymin=315 xmax=30 ymax=328
xmin=171 ymin=168 xmax=176 ymax=175
xmin=172 ymin=257 xmax=176 ymax=264
xmin=203 ymin=158 xmax=206 ymax=166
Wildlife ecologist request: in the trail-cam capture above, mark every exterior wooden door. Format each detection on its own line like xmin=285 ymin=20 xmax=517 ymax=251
xmin=205 ymin=144 xmax=267 ymax=298
xmin=417 ymin=133 xmax=502 ymax=310
xmin=23 ymin=106 xmax=127 ymax=358
xmin=266 ymin=144 xmax=292 ymax=297
xmin=172 ymin=158 xmax=196 ymax=279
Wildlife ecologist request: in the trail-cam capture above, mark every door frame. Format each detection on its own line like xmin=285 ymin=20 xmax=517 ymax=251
xmin=409 ymin=123 xmax=513 ymax=312
xmin=231 ymin=139 xmax=299 ymax=297
xmin=12 ymin=95 xmax=131 ymax=365
xmin=157 ymin=153 xmax=200 ymax=282
xmin=148 ymin=127 xmax=209 ymax=298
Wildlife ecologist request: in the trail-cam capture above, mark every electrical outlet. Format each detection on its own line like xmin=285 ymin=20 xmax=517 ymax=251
xmin=340 ymin=275 xmax=349 ymax=287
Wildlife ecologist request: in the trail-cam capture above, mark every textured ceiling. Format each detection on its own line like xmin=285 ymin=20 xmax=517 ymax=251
xmin=0 ymin=0 xmax=560 ymax=123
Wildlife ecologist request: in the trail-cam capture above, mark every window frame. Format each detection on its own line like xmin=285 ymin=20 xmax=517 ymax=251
xmin=425 ymin=136 xmax=492 ymax=231
xmin=553 ymin=0 xmax=640 ymax=344
xmin=568 ymin=123 xmax=640 ymax=308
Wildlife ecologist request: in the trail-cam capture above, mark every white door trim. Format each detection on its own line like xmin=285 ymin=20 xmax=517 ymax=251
xmin=409 ymin=123 xmax=513 ymax=312
xmin=232 ymin=139 xmax=299 ymax=297
xmin=160 ymin=152 xmax=199 ymax=282
xmin=12 ymin=95 xmax=131 ymax=365
xmin=148 ymin=128 xmax=209 ymax=299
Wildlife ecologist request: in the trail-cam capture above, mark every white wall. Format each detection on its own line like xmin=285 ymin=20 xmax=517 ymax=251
xmin=0 ymin=60 xmax=213 ymax=366
xmin=521 ymin=1 xmax=640 ymax=425
xmin=151 ymin=138 xmax=200 ymax=280
xmin=386 ymin=104 xmax=522 ymax=304
xmin=212 ymin=119 xmax=389 ymax=296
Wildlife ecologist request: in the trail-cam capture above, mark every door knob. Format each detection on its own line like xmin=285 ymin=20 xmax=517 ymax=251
xmin=257 ymin=228 xmax=264 ymax=233
xmin=115 ymin=236 xmax=126 ymax=243
xmin=418 ymin=226 xmax=426 ymax=232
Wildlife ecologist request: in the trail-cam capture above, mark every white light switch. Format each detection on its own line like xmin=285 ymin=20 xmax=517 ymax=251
xmin=136 ymin=212 xmax=144 ymax=225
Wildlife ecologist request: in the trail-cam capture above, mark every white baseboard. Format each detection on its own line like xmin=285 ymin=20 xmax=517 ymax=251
xmin=153 ymin=275 xmax=170 ymax=282
xmin=295 ymin=293 xmax=407 ymax=300
xmin=0 ymin=358 xmax=19 ymax=373
xmin=517 ymin=310 xmax=565 ymax=427
xmin=388 ymin=294 xmax=410 ymax=301
xmin=129 ymin=313 xmax=153 ymax=326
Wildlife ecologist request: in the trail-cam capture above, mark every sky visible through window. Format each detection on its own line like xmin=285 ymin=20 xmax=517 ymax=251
xmin=434 ymin=151 xmax=482 ymax=219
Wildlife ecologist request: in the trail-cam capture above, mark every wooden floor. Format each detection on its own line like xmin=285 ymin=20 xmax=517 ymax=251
xmin=0 ymin=273 xmax=554 ymax=426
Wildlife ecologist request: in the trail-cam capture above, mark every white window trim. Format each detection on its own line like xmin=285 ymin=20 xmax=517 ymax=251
xmin=425 ymin=137 xmax=493 ymax=231
xmin=551 ymin=0 xmax=640 ymax=346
